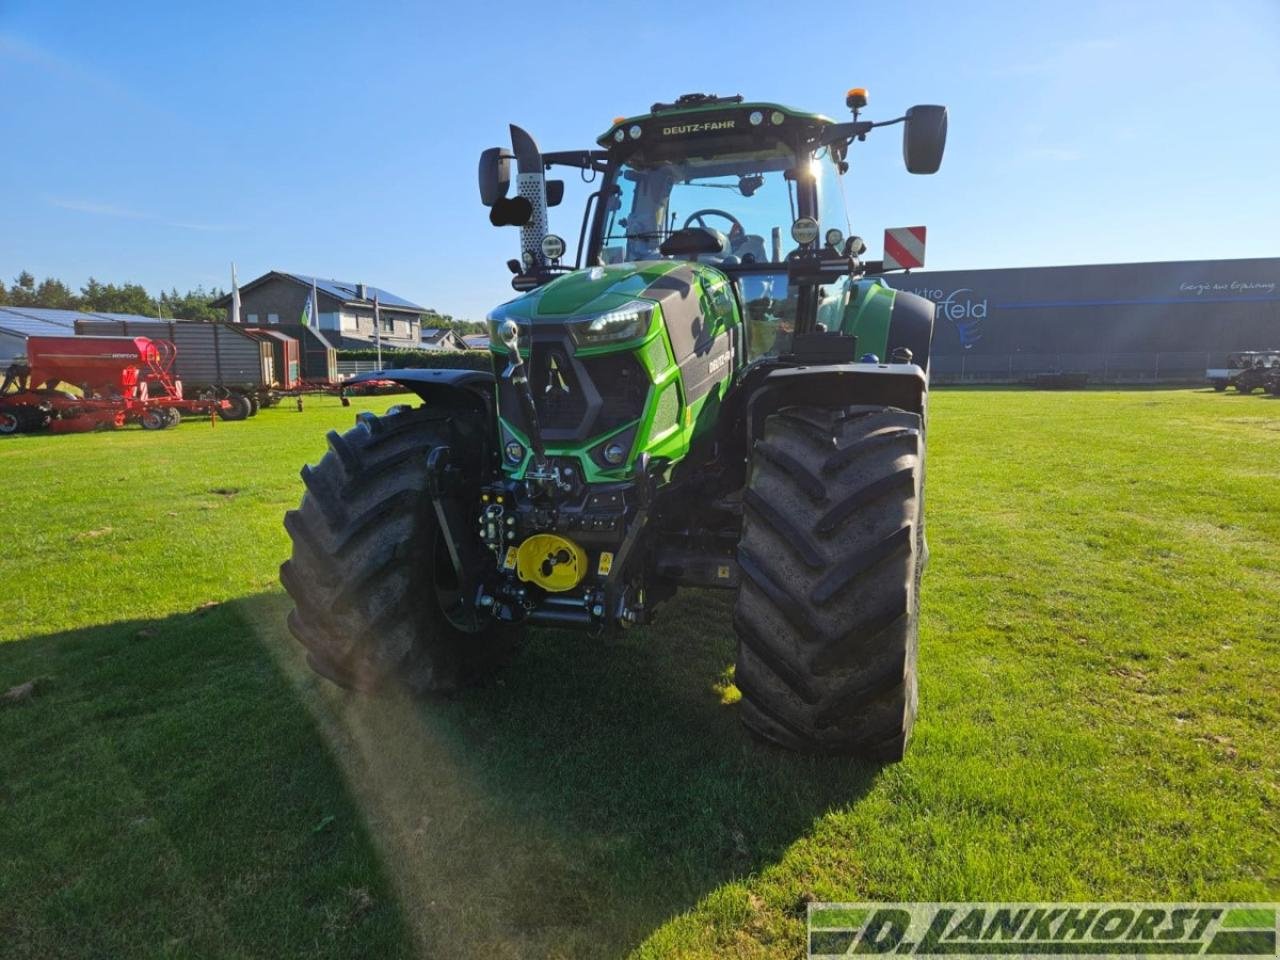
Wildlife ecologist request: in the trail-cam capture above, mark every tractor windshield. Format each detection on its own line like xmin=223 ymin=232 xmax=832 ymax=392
xmin=598 ymin=140 xmax=852 ymax=359
xmin=601 ymin=143 xmax=800 ymax=265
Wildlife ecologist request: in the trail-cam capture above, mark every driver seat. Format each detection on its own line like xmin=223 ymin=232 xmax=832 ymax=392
xmin=732 ymin=233 xmax=768 ymax=264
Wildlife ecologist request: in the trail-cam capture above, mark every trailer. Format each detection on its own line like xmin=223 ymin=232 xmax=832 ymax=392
xmin=245 ymin=328 xmax=302 ymax=396
xmin=1 ymin=335 xmax=227 ymax=434
xmin=272 ymin=322 xmax=338 ymax=384
xmin=74 ymin=318 xmax=278 ymax=418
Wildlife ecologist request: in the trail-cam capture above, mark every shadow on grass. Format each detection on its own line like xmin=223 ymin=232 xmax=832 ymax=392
xmin=0 ymin=592 xmax=882 ymax=958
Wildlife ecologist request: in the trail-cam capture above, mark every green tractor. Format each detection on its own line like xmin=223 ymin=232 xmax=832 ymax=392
xmin=281 ymin=89 xmax=947 ymax=760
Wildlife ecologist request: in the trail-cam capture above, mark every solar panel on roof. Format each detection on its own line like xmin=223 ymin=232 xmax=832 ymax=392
xmin=87 ymin=312 xmax=168 ymax=322
xmin=0 ymin=306 xmax=176 ymax=338
xmin=0 ymin=312 xmax=84 ymax=337
xmin=285 ymin=273 xmax=425 ymax=311
xmin=0 ymin=306 xmax=85 ymax=327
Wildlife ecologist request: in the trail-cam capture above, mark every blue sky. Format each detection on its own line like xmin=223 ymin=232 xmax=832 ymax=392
xmin=1 ymin=0 xmax=1277 ymax=320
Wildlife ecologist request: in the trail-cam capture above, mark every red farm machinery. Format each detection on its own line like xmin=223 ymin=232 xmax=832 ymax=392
xmin=0 ymin=335 xmax=228 ymax=435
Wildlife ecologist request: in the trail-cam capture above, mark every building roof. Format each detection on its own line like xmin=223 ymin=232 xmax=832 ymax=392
xmin=421 ymin=327 xmax=459 ymax=340
xmin=211 ymin=271 xmax=426 ymax=312
xmin=0 ymin=305 xmax=162 ymax=336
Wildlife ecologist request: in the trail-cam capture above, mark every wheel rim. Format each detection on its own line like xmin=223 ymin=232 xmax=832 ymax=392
xmin=0 ymin=413 xmax=18 ymax=434
xmin=432 ymin=527 xmax=485 ymax=633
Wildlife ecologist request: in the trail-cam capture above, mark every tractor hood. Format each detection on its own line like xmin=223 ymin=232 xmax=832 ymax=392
xmin=488 ymin=260 xmax=725 ymax=327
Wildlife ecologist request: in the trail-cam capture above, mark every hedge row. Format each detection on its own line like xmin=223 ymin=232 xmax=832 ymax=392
xmin=337 ymin=349 xmax=493 ymax=371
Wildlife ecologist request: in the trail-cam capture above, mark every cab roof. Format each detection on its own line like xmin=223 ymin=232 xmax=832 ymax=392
xmin=597 ymin=93 xmax=834 ymax=149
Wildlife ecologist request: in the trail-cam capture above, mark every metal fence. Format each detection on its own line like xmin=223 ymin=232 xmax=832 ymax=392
xmin=931 ymin=351 xmax=1225 ymax=384
xmin=335 ymin=360 xmax=383 ymax=378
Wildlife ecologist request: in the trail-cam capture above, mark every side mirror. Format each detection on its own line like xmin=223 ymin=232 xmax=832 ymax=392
xmin=478 ymin=147 xmax=513 ymax=206
xmin=903 ymin=105 xmax=947 ymax=174
xmin=546 ymin=179 xmax=565 ymax=208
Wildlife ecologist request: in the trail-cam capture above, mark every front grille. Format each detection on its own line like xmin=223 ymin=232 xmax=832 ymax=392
xmin=499 ymin=340 xmax=650 ymax=441
xmin=528 ymin=345 xmax=588 ymax=431
xmin=584 ymin=351 xmax=649 ymax=434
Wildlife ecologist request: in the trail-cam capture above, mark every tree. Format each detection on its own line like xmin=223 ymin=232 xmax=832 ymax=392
xmin=79 ymin=278 xmax=157 ymax=316
xmin=8 ymin=272 xmax=37 ymax=307
xmin=419 ymin=308 xmax=484 ymax=334
xmin=34 ymin=277 xmax=78 ymax=310
xmin=160 ymin=285 xmax=226 ymax=323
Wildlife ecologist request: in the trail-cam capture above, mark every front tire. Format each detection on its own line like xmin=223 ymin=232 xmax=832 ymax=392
xmin=732 ymin=404 xmax=924 ymax=761
xmin=280 ymin=407 xmax=519 ymax=695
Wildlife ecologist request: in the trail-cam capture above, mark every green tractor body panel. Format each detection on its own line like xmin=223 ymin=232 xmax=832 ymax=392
xmin=841 ymin=278 xmax=898 ymax=359
xmin=487 ymin=260 xmax=741 ymax=485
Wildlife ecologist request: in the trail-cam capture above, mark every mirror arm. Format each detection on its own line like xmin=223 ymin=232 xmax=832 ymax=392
xmin=821 ymin=115 xmax=907 ymax=148
xmin=543 ymin=150 xmax=610 ymax=174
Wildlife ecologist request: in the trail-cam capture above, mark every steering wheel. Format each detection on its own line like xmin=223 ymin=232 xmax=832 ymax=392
xmin=682 ymin=208 xmax=746 ymax=243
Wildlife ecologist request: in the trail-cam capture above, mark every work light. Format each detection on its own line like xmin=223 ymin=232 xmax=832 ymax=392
xmin=541 ymin=234 xmax=566 ymax=261
xmin=791 ymin=217 xmax=819 ymax=245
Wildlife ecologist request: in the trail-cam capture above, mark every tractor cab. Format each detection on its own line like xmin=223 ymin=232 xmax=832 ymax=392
xmin=474 ymin=91 xmax=947 ymax=493
xmin=479 ymin=92 xmax=946 ymax=364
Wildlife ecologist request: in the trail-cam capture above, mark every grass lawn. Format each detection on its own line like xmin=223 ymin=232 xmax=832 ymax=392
xmin=1 ymin=388 xmax=1277 ymax=958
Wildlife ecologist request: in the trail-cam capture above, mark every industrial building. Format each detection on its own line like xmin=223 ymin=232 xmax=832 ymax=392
xmin=884 ymin=256 xmax=1280 ymax=382
xmin=210 ymin=272 xmax=427 ymax=351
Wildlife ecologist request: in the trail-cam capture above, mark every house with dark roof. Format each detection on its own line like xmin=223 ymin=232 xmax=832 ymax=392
xmin=211 ymin=271 xmax=426 ymax=350
xmin=420 ymin=327 xmax=466 ymax=351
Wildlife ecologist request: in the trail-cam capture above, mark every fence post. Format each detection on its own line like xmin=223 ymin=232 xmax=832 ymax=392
xmin=1155 ymin=352 xmax=1160 ymax=382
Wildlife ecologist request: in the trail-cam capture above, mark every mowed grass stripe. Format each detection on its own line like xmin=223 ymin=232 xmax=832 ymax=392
xmin=0 ymin=388 xmax=1276 ymax=960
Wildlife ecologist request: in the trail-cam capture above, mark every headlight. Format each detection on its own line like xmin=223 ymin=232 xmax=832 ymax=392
xmin=567 ymin=300 xmax=654 ymax=347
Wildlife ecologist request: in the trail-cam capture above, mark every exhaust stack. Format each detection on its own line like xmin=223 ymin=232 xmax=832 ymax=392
xmin=509 ymin=124 xmax=548 ymax=269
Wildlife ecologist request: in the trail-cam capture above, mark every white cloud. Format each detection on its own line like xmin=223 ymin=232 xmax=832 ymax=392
xmin=51 ymin=198 xmax=233 ymax=233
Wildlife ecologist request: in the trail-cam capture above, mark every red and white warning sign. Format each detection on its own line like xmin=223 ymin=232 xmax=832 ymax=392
xmin=883 ymin=226 xmax=927 ymax=271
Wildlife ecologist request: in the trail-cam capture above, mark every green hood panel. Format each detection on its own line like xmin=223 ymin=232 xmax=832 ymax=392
xmin=493 ymin=261 xmax=727 ymax=322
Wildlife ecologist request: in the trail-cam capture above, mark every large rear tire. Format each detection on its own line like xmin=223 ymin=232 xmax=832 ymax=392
xmin=732 ymin=404 xmax=924 ymax=761
xmin=280 ymin=407 xmax=520 ymax=695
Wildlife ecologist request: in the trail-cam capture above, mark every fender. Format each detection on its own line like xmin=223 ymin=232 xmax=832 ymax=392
xmin=886 ymin=289 xmax=936 ymax=373
xmin=345 ymin=367 xmax=495 ymax=417
xmin=842 ymin=281 xmax=935 ymax=371
xmin=745 ymin=362 xmax=928 ymax=441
